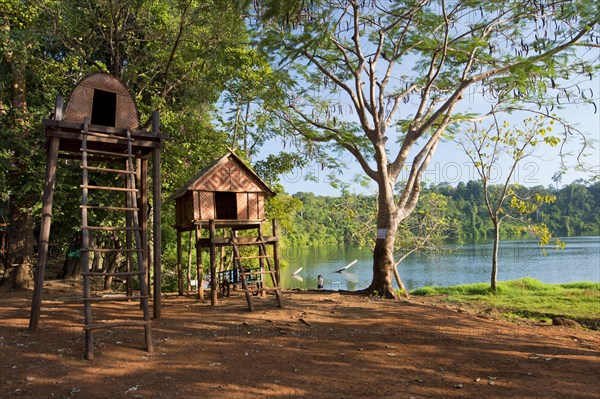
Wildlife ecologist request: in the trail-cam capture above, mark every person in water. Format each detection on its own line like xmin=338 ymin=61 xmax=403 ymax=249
xmin=317 ymin=275 xmax=324 ymax=289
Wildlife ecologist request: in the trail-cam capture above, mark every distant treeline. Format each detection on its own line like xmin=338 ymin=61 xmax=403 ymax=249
xmin=283 ymin=180 xmax=600 ymax=246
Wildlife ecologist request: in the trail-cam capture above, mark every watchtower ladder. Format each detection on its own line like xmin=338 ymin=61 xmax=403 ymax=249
xmin=80 ymin=119 xmax=153 ymax=360
xmin=230 ymin=226 xmax=283 ymax=311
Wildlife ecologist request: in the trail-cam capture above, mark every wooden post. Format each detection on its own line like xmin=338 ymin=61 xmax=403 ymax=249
xmin=177 ymin=230 xmax=183 ymax=296
xmin=209 ymin=220 xmax=218 ymax=306
xmin=272 ymin=219 xmax=281 ymax=286
xmin=125 ymin=159 xmax=133 ymax=298
xmin=258 ymin=224 xmax=266 ymax=297
xmin=187 ymin=231 xmax=193 ymax=291
xmin=151 ymin=111 xmax=161 ymax=318
xmin=232 ymin=229 xmax=253 ymax=311
xmin=29 ymin=137 xmax=60 ymax=332
xmin=81 ymin=118 xmax=93 ymax=359
xmin=195 ymin=225 xmax=203 ymax=301
xmin=219 ymin=229 xmax=226 ymax=275
xmin=139 ymin=158 xmax=149 ymax=299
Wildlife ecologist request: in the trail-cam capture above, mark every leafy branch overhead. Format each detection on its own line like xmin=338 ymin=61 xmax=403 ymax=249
xmin=262 ymin=0 xmax=598 ymax=204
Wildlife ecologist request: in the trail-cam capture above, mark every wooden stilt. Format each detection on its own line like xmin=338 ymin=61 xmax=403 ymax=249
xmin=81 ymin=119 xmax=93 ymax=359
xmin=138 ymin=158 xmax=150 ymax=304
xmin=258 ymin=225 xmax=266 ymax=298
xmin=272 ymin=219 xmax=281 ymax=286
xmin=177 ymin=230 xmax=183 ymax=295
xmin=209 ymin=220 xmax=218 ymax=306
xmin=29 ymin=136 xmax=60 ymax=332
xmin=231 ymin=229 xmax=254 ymax=311
xmin=187 ymin=231 xmax=193 ymax=291
xmin=219 ymin=230 xmax=226 ymax=277
xmin=125 ymin=159 xmax=133 ymax=299
xmin=126 ymin=130 xmax=154 ymax=354
xmin=195 ymin=225 xmax=203 ymax=301
xmin=152 ymin=111 xmax=161 ymax=319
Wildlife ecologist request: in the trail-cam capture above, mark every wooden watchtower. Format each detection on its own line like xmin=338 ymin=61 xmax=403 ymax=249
xmin=28 ymin=73 xmax=166 ymax=359
xmin=171 ymin=151 xmax=283 ymax=310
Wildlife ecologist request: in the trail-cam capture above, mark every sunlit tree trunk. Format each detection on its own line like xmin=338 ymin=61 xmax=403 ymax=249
xmin=366 ymin=160 xmax=402 ymax=298
xmin=369 ymin=202 xmax=398 ymax=297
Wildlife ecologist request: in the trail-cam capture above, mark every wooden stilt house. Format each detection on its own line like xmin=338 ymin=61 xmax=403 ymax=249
xmin=171 ymin=152 xmax=283 ymax=310
xmin=29 ymin=73 xmax=167 ymax=359
xmin=172 ymin=151 xmax=274 ymax=226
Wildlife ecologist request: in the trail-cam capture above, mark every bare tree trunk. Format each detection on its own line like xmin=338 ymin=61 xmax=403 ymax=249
xmin=103 ymin=236 xmax=123 ymax=290
xmin=365 ymin=179 xmax=399 ymax=298
xmin=491 ymin=220 xmax=500 ymax=292
xmin=369 ymin=235 xmax=396 ymax=297
xmin=59 ymin=232 xmax=82 ymax=279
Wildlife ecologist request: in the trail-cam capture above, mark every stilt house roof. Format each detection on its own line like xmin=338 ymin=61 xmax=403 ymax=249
xmin=170 ymin=151 xmax=275 ymax=200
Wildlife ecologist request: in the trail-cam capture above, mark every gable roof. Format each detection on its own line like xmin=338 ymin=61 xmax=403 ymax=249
xmin=169 ymin=151 xmax=275 ymax=200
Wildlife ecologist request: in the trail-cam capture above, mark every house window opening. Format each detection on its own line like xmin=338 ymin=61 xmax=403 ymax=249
xmin=91 ymin=89 xmax=117 ymax=126
xmin=215 ymin=192 xmax=237 ymax=219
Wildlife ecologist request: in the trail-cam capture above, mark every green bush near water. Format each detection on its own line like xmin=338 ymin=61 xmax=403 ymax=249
xmin=411 ymin=278 xmax=600 ymax=328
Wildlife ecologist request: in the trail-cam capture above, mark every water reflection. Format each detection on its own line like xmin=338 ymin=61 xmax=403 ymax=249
xmin=280 ymin=236 xmax=600 ymax=291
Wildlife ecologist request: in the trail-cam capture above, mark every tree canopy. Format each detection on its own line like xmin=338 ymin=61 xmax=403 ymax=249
xmin=0 ymin=0 xmax=264 ymax=287
xmin=254 ymin=0 xmax=599 ymax=297
xmin=0 ymin=0 xmax=597 ymax=295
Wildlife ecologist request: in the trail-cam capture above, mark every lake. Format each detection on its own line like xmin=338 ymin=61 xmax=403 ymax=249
xmin=279 ymin=236 xmax=600 ymax=291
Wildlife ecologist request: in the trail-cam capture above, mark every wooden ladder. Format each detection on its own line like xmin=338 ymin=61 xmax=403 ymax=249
xmin=80 ymin=119 xmax=153 ymax=359
xmin=230 ymin=226 xmax=283 ymax=311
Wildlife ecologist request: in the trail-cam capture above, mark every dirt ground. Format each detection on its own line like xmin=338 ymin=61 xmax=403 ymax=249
xmin=1 ymin=281 xmax=599 ymax=399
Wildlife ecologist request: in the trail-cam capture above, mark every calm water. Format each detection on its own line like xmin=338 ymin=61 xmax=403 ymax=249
xmin=279 ymin=236 xmax=600 ymax=291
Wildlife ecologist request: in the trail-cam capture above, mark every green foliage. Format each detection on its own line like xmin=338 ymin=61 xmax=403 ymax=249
xmin=0 ymin=0 xmax=295 ymax=283
xmin=285 ymin=180 xmax=599 ymax=247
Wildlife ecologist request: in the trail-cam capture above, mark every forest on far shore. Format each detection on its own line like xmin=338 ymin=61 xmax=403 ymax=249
xmin=277 ymin=179 xmax=600 ymax=247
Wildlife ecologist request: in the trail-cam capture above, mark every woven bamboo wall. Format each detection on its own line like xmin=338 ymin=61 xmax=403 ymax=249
xmin=176 ymin=191 xmax=266 ymax=224
xmin=63 ymin=73 xmax=140 ymax=130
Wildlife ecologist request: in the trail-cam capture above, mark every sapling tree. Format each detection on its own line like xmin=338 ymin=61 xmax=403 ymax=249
xmin=458 ymin=116 xmax=564 ymax=292
xmin=256 ymin=0 xmax=599 ymax=297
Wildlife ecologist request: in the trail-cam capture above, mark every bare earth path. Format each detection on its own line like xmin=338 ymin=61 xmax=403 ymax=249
xmin=1 ymin=282 xmax=598 ymax=398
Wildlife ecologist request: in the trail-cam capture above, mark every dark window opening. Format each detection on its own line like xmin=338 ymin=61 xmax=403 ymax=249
xmin=215 ymin=192 xmax=237 ymax=219
xmin=91 ymin=89 xmax=117 ymax=126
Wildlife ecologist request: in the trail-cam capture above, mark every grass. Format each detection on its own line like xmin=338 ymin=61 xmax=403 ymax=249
xmin=411 ymin=277 xmax=600 ymax=329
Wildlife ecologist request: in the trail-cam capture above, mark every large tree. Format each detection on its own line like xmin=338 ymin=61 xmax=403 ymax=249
xmin=257 ymin=0 xmax=599 ymax=297
xmin=0 ymin=0 xmax=250 ymax=288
